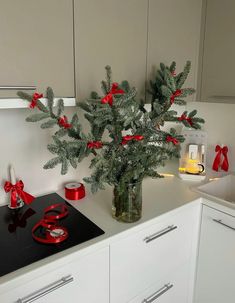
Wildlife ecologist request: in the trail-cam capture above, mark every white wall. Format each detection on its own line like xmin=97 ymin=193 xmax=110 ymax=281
xmin=186 ymin=101 xmax=235 ymax=173
xmin=0 ymin=107 xmax=90 ymax=206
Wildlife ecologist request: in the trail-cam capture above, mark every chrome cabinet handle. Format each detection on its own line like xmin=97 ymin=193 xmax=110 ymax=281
xmin=16 ymin=275 xmax=74 ymax=303
xmin=213 ymin=219 xmax=235 ymax=231
xmin=142 ymin=283 xmax=173 ymax=303
xmin=144 ymin=225 xmax=177 ymax=243
xmin=0 ymin=85 xmax=36 ymax=90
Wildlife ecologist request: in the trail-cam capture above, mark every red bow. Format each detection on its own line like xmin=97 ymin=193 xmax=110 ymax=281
xmin=4 ymin=180 xmax=35 ymax=208
xmin=212 ymin=145 xmax=229 ymax=172
xmin=30 ymin=93 xmax=43 ymax=109
xmin=101 ymin=83 xmax=124 ymax=106
xmin=58 ymin=116 xmax=72 ymax=129
xmin=166 ymin=135 xmax=179 ymax=145
xmin=87 ymin=141 xmax=103 ymax=149
xmin=177 ymin=114 xmax=193 ymax=126
xmin=170 ymin=89 xmax=182 ymax=104
xmin=122 ymin=135 xmax=144 ymax=145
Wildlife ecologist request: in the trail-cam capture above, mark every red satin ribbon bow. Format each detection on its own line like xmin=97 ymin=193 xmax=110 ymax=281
xmin=170 ymin=89 xmax=182 ymax=104
xmin=212 ymin=145 xmax=229 ymax=172
xmin=177 ymin=114 xmax=193 ymax=126
xmin=87 ymin=141 xmax=103 ymax=149
xmin=30 ymin=93 xmax=43 ymax=109
xmin=101 ymin=83 xmax=124 ymax=106
xmin=122 ymin=135 xmax=144 ymax=145
xmin=166 ymin=135 xmax=179 ymax=145
xmin=4 ymin=180 xmax=35 ymax=208
xmin=58 ymin=116 xmax=72 ymax=129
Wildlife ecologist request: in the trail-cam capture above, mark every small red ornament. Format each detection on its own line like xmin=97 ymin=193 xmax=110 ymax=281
xmin=87 ymin=141 xmax=103 ymax=149
xmin=121 ymin=135 xmax=144 ymax=145
xmin=212 ymin=145 xmax=229 ymax=172
xmin=166 ymin=135 xmax=179 ymax=145
xmin=177 ymin=113 xmax=193 ymax=126
xmin=171 ymin=71 xmax=176 ymax=77
xmin=170 ymin=89 xmax=182 ymax=104
xmin=4 ymin=180 xmax=35 ymax=208
xmin=58 ymin=116 xmax=72 ymax=129
xmin=101 ymin=83 xmax=124 ymax=106
xmin=29 ymin=92 xmax=43 ymax=109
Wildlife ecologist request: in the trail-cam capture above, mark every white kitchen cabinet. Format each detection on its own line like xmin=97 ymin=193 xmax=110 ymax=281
xmin=74 ymin=0 xmax=148 ymax=101
xmin=0 ymin=247 xmax=109 ymax=303
xmin=110 ymin=204 xmax=200 ymax=303
xmin=194 ymin=205 xmax=235 ymax=303
xmin=0 ymin=0 xmax=74 ymax=99
xmin=147 ymin=0 xmax=202 ymax=102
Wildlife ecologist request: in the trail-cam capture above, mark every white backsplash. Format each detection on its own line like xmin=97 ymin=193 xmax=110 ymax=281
xmin=0 ymin=107 xmax=90 ymax=206
xmin=0 ymin=101 xmax=234 ymax=205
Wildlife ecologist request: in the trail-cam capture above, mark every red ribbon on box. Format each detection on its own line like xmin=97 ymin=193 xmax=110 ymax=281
xmin=4 ymin=180 xmax=35 ymax=208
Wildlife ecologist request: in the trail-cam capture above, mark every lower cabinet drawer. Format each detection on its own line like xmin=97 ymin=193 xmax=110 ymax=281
xmin=0 ymin=247 xmax=109 ymax=303
xmin=110 ymin=205 xmax=197 ymax=303
xmin=128 ymin=264 xmax=190 ymax=303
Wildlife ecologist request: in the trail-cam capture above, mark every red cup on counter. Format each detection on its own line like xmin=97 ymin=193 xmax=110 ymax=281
xmin=64 ymin=182 xmax=86 ymax=200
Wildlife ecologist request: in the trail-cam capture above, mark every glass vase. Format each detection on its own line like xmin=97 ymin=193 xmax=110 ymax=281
xmin=112 ymin=181 xmax=142 ymax=223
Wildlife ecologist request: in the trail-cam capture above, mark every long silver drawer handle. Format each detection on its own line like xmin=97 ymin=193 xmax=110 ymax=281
xmin=0 ymin=85 xmax=36 ymax=90
xmin=142 ymin=283 xmax=173 ymax=303
xmin=144 ymin=225 xmax=177 ymax=243
xmin=16 ymin=275 xmax=74 ymax=303
xmin=213 ymin=219 xmax=235 ymax=231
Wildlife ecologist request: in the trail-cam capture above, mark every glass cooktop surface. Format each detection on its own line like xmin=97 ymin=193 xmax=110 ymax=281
xmin=0 ymin=193 xmax=104 ymax=277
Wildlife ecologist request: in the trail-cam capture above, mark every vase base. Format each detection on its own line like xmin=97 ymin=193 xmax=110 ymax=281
xmin=112 ymin=211 xmax=141 ymax=223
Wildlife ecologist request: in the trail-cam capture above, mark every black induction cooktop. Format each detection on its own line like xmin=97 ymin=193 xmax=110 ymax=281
xmin=0 ymin=193 xmax=104 ymax=277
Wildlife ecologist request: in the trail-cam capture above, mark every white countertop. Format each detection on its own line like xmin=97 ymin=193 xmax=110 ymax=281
xmin=1 ymin=170 xmax=234 ymax=285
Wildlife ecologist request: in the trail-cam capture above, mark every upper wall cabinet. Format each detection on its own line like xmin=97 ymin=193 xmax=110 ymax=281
xmin=200 ymin=0 xmax=235 ymax=103
xmin=74 ymin=0 xmax=148 ymax=101
xmin=147 ymin=0 xmax=202 ymax=102
xmin=0 ymin=0 xmax=74 ymax=99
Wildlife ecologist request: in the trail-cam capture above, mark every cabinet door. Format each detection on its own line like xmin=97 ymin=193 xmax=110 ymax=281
xmin=0 ymin=247 xmax=109 ymax=303
xmin=110 ymin=206 xmax=197 ymax=303
xmin=0 ymin=0 xmax=74 ymax=98
xmin=195 ymin=206 xmax=235 ymax=303
xmin=147 ymin=0 xmax=202 ymax=101
xmin=74 ymin=0 xmax=148 ymax=101
xmin=200 ymin=0 xmax=235 ymax=102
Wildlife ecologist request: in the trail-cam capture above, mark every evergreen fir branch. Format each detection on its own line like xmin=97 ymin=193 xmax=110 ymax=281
xmin=61 ymin=158 xmax=69 ymax=175
xmin=69 ymin=157 xmax=77 ymax=169
xmin=188 ymin=109 xmax=197 ymax=118
xmin=79 ymin=101 xmax=93 ymax=113
xmin=47 ymin=144 xmax=60 ymax=154
xmin=46 ymin=87 xmax=56 ymax=117
xmin=120 ymin=80 xmax=131 ymax=93
xmin=180 ymin=88 xmax=196 ymax=97
xmin=176 ymin=61 xmax=191 ymax=88
xmin=57 ymin=99 xmax=64 ymax=116
xmin=161 ymin=85 xmax=172 ymax=98
xmin=173 ymin=99 xmax=187 ymax=105
xmin=36 ymin=101 xmax=49 ymax=113
xmin=41 ymin=119 xmax=57 ymax=129
xmin=169 ymin=61 xmax=176 ymax=73
xmin=26 ymin=113 xmax=50 ymax=122
xmin=105 ymin=65 xmax=112 ymax=91
xmin=90 ymin=91 xmax=101 ymax=99
xmin=101 ymin=80 xmax=109 ymax=95
xmin=17 ymin=91 xmax=32 ymax=102
xmin=43 ymin=157 xmax=61 ymax=169
xmin=55 ymin=128 xmax=67 ymax=137
xmin=165 ymin=70 xmax=176 ymax=92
